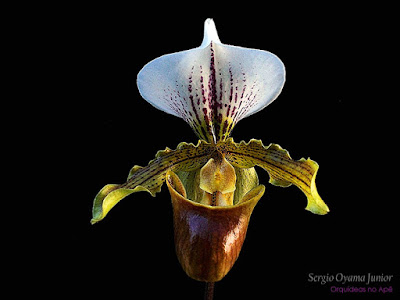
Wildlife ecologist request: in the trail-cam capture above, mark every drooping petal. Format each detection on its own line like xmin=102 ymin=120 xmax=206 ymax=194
xmin=222 ymin=138 xmax=329 ymax=215
xmin=91 ymin=140 xmax=213 ymax=224
xmin=137 ymin=19 xmax=285 ymax=143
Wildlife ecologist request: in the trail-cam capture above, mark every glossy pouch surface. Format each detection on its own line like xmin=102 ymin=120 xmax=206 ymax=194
xmin=167 ymin=171 xmax=264 ymax=282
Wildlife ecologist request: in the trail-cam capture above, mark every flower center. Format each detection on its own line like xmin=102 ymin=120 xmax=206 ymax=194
xmin=199 ymin=154 xmax=236 ymax=206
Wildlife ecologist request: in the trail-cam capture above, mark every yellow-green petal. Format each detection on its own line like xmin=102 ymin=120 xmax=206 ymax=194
xmin=91 ymin=184 xmax=151 ymax=225
xmin=222 ymin=138 xmax=329 ymax=215
xmin=91 ymin=140 xmax=214 ymax=224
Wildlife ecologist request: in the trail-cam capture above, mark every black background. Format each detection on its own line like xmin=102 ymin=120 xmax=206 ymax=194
xmin=26 ymin=4 xmax=398 ymax=299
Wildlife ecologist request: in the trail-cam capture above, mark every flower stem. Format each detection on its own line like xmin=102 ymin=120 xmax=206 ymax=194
xmin=204 ymin=282 xmax=215 ymax=300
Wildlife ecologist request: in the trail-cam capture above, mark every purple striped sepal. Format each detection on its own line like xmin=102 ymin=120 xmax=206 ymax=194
xmin=137 ymin=19 xmax=285 ymax=143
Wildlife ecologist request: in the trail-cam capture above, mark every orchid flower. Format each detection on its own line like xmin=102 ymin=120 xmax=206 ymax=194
xmin=91 ymin=19 xmax=329 ymax=284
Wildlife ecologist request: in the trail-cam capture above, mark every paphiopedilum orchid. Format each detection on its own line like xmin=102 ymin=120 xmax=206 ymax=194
xmin=91 ymin=19 xmax=329 ymax=286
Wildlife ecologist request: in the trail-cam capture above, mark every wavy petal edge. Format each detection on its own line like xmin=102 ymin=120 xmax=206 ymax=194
xmin=91 ymin=140 xmax=214 ymax=224
xmin=222 ymin=138 xmax=329 ymax=215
